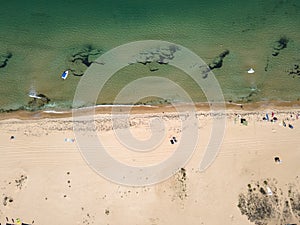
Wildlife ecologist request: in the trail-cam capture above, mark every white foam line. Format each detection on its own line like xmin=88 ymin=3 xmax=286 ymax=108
xmin=43 ymin=110 xmax=68 ymax=114
xmin=94 ymin=104 xmax=158 ymax=108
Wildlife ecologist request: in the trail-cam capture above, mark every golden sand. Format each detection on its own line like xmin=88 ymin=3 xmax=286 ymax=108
xmin=0 ymin=106 xmax=299 ymax=224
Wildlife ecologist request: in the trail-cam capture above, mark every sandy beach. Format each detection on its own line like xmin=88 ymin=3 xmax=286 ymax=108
xmin=0 ymin=106 xmax=300 ymax=225
xmin=1 ymin=0 xmax=299 ymax=224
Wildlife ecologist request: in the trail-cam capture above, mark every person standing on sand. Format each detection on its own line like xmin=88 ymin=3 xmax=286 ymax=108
xmin=283 ymin=120 xmax=286 ymax=127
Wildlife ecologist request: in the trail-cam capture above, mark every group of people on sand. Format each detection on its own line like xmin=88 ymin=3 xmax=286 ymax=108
xmin=232 ymin=111 xmax=299 ymax=129
xmin=263 ymin=112 xmax=298 ymax=129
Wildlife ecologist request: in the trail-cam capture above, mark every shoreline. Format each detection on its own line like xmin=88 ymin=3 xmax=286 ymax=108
xmin=1 ymin=100 xmax=300 ymax=121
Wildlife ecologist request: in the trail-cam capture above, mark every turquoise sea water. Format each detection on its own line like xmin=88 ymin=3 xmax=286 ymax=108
xmin=0 ymin=0 xmax=299 ymax=111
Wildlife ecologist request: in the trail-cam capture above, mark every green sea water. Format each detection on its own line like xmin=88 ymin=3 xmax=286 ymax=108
xmin=0 ymin=0 xmax=299 ymax=111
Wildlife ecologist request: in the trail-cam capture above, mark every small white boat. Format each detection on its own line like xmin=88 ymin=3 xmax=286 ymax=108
xmin=61 ymin=70 xmax=69 ymax=80
xmin=28 ymin=94 xmax=42 ymax=99
xmin=247 ymin=68 xmax=255 ymax=74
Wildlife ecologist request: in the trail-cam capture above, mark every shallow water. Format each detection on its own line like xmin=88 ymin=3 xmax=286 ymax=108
xmin=0 ymin=0 xmax=299 ymax=111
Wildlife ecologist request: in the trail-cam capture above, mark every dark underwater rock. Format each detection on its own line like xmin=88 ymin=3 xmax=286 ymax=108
xmin=135 ymin=45 xmax=179 ymax=66
xmin=150 ymin=68 xmax=159 ymax=72
xmin=199 ymin=65 xmax=211 ymax=79
xmin=28 ymin=93 xmax=50 ymax=109
xmin=36 ymin=94 xmax=50 ymax=103
xmin=264 ymin=58 xmax=270 ymax=72
xmin=68 ymin=45 xmax=103 ymax=76
xmin=272 ymin=37 xmax=289 ymax=57
xmin=71 ymin=44 xmax=102 ymax=67
xmin=69 ymin=69 xmax=83 ymax=76
xmin=209 ymin=50 xmax=230 ymax=70
xmin=0 ymin=52 xmax=12 ymax=68
xmin=288 ymin=64 xmax=300 ymax=78
xmin=242 ymin=28 xmax=252 ymax=33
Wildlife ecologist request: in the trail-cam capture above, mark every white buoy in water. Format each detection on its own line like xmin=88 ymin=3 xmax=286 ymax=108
xmin=247 ymin=68 xmax=255 ymax=74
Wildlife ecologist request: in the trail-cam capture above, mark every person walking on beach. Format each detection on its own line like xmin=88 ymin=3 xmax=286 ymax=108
xmin=283 ymin=120 xmax=286 ymax=127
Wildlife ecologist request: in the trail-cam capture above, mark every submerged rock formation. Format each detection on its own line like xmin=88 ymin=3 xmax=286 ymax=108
xmin=208 ymin=50 xmax=230 ymax=70
xmin=0 ymin=52 xmax=12 ymax=68
xmin=28 ymin=93 xmax=50 ymax=109
xmin=288 ymin=64 xmax=300 ymax=78
xmin=134 ymin=45 xmax=179 ymax=66
xmin=272 ymin=36 xmax=289 ymax=57
xmin=264 ymin=58 xmax=270 ymax=72
xmin=68 ymin=45 xmax=103 ymax=76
